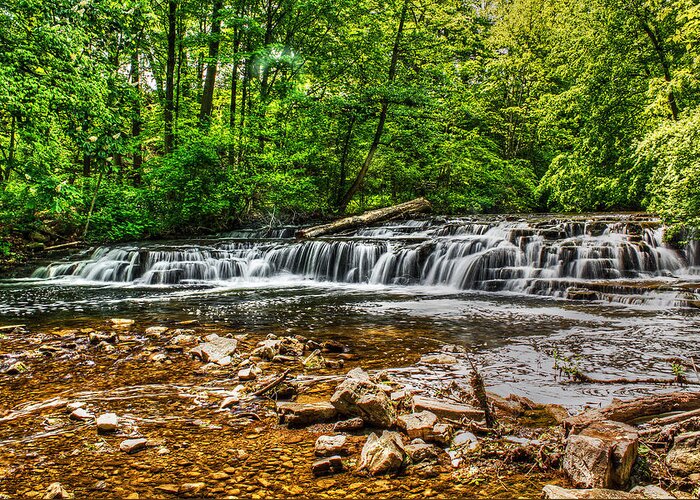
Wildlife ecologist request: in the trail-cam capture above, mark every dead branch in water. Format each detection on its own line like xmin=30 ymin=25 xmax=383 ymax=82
xmin=249 ymin=369 xmax=291 ymax=398
xmin=467 ymin=356 xmax=496 ymax=428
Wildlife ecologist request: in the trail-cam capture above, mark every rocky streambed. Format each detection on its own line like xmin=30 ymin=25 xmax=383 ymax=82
xmin=0 ymin=320 xmax=698 ymax=499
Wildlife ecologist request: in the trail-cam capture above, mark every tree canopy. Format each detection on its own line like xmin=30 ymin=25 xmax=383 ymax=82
xmin=0 ymin=0 xmax=698 ymax=244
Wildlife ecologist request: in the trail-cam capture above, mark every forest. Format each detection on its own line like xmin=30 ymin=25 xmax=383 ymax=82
xmin=0 ymin=0 xmax=699 ymax=247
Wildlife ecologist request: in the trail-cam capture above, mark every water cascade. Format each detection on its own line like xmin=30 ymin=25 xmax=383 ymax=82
xmin=30 ymin=215 xmax=700 ymax=306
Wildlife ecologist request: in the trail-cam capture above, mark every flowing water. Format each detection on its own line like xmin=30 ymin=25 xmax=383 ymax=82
xmin=2 ymin=214 xmax=700 ymax=408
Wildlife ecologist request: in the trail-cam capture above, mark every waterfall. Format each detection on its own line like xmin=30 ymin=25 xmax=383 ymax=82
xmin=29 ymin=216 xmax=700 ymax=305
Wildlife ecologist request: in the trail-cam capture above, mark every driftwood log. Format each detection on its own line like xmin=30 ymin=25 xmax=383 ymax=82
xmin=44 ymin=241 xmax=83 ymax=252
xmin=564 ymin=391 xmax=700 ymax=435
xmin=296 ymin=197 xmax=431 ymax=239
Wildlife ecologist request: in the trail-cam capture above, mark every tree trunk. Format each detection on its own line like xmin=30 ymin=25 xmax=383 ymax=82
xmin=640 ymin=21 xmax=680 ymax=120
xmin=5 ymin=114 xmax=16 ymax=181
xmin=335 ymin=114 xmax=356 ymax=206
xmin=337 ymin=0 xmax=408 ymax=212
xmin=130 ymin=49 xmax=142 ymax=185
xmin=164 ymin=0 xmax=177 ymax=154
xmin=296 ymin=197 xmax=431 ymax=239
xmin=228 ymin=27 xmax=241 ymax=166
xmin=199 ymin=0 xmax=223 ymax=124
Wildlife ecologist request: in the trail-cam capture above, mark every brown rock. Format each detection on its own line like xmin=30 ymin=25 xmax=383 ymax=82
xmin=120 ymin=438 xmax=148 ymax=454
xmin=396 ymin=411 xmax=438 ymax=441
xmin=276 ymin=401 xmax=337 ymax=427
xmin=357 ymin=431 xmax=405 ymax=476
xmin=333 ymin=417 xmax=364 ymax=432
xmin=542 ymin=485 xmax=638 ymax=499
xmin=315 ymin=435 xmax=348 ymax=457
xmin=312 ymin=455 xmax=344 ymax=477
xmin=412 ymin=395 xmax=484 ymax=420
xmin=666 ymin=431 xmax=700 ymax=476
xmin=330 ymin=368 xmax=396 ymax=428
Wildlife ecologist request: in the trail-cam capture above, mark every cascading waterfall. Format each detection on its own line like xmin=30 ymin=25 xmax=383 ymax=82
xmin=30 ymin=216 xmax=700 ymax=305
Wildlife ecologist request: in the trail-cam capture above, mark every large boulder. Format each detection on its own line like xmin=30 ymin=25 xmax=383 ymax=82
xmin=666 ymin=431 xmax=700 ymax=476
xmin=357 ymin=431 xmax=405 ymax=475
xmin=330 ymin=368 xmax=396 ymax=428
xmin=190 ymin=335 xmax=238 ymax=364
xmin=563 ymin=420 xmax=638 ymax=489
xmin=315 ymin=435 xmax=347 ymax=457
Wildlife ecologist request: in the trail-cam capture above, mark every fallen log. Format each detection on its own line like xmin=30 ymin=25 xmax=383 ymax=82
xmin=296 ymin=197 xmax=431 ymax=239
xmin=564 ymin=391 xmax=700 ymax=435
xmin=44 ymin=241 xmax=83 ymax=252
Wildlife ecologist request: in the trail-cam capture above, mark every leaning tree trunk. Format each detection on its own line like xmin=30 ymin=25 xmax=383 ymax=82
xmin=296 ymin=197 xmax=431 ymax=239
xmin=164 ymin=0 xmax=177 ymax=154
xmin=199 ymin=0 xmax=223 ymax=125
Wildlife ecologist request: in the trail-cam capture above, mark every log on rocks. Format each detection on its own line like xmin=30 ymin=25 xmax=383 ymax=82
xmin=296 ymin=197 xmax=431 ymax=239
xmin=565 ymin=392 xmax=700 ymax=435
xmin=44 ymin=241 xmax=83 ymax=252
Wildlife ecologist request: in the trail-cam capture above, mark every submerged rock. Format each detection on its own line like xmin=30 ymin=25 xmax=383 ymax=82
xmin=120 ymin=438 xmax=148 ymax=454
xmin=109 ymin=318 xmax=134 ymax=327
xmin=542 ymin=485 xmax=637 ymax=499
xmin=357 ymin=431 xmax=405 ymax=476
xmin=333 ymin=417 xmax=364 ymax=432
xmin=43 ymin=483 xmax=73 ymax=500
xmin=276 ymin=401 xmax=337 ymax=427
xmin=330 ymin=368 xmax=396 ymax=428
xmin=420 ymin=354 xmax=458 ymax=365
xmin=190 ymin=336 xmax=238 ymax=364
xmin=4 ymin=361 xmax=29 ymax=375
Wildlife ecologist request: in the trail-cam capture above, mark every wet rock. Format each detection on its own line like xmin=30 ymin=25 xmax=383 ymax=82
xmin=178 ymin=483 xmax=206 ymax=497
xmin=322 ymin=340 xmax=346 ymax=353
xmin=330 ymin=368 xmax=396 ymax=428
xmin=564 ymin=420 xmax=638 ymax=489
xmin=150 ymin=353 xmax=168 ymax=363
xmin=312 ymin=455 xmax=344 ymax=477
xmin=66 ymin=402 xmax=86 ymax=412
xmin=420 ymin=354 xmax=458 ymax=365
xmin=96 ymin=413 xmax=119 ymax=433
xmin=276 ymin=402 xmax=337 ymax=427
xmin=272 ymin=354 xmax=297 ymax=363
xmin=190 ymin=336 xmax=238 ymax=364
xmin=145 ymin=326 xmax=169 ymax=337
xmin=109 ymin=318 xmax=134 ymax=327
xmin=315 ymin=435 xmax=348 ymax=457
xmin=429 ymin=422 xmax=453 ymax=446
xmin=252 ymin=339 xmax=283 ymax=360
xmin=43 ymin=482 xmax=73 ymax=500
xmin=565 ymin=288 xmax=599 ymax=301
xmin=412 ymin=395 xmax=484 ymax=421
xmin=542 ymin=485 xmax=638 ymax=499
xmin=69 ymin=408 xmax=94 ymax=421
xmin=155 ymin=485 xmax=179 ymax=494
xmin=120 ymin=438 xmax=148 ymax=454
xmin=545 ymin=403 xmax=570 ymax=423
xmin=4 ymin=361 xmax=29 ymax=375
xmin=405 ymin=441 xmax=445 ymax=465
xmin=666 ymin=431 xmax=700 ymax=476
xmin=279 ymin=337 xmax=305 ymax=357
xmin=357 ymin=431 xmax=405 ymax=476
xmin=333 ymin=418 xmax=364 ymax=432
xmin=169 ymin=332 xmax=198 ymax=347
xmin=628 ymin=485 xmax=675 ymax=499
xmin=397 ymin=411 xmax=438 ymax=441
xmin=238 ymin=368 xmax=256 ymax=381
xmin=452 ymin=431 xmax=478 ymax=450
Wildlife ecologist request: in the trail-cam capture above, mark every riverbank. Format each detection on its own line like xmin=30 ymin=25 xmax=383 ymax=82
xmin=1 ymin=319 xmax=697 ymax=499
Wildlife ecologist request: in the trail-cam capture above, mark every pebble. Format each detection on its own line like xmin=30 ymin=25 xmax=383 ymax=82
xmin=96 ymin=413 xmax=119 ymax=433
xmin=120 ymin=438 xmax=148 ymax=454
xmin=70 ymin=408 xmax=94 ymax=421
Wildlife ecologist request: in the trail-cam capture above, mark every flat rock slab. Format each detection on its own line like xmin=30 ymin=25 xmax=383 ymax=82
xmin=333 ymin=417 xmax=364 ymax=432
xmin=315 ymin=435 xmax=348 ymax=457
xmin=543 ymin=485 xmax=639 ymax=499
xmin=412 ymin=396 xmax=484 ymax=420
xmin=397 ymin=411 xmax=438 ymax=440
xmin=312 ymin=455 xmax=344 ymax=476
xmin=120 ymin=438 xmax=148 ymax=454
xmin=420 ymin=354 xmax=458 ymax=365
xmin=276 ymin=401 xmax=337 ymax=427
xmin=190 ymin=336 xmax=238 ymax=364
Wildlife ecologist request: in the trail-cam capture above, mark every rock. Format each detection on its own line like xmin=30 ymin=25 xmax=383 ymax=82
xmin=420 ymin=354 xmax=458 ymax=365
xmin=66 ymin=402 xmax=86 ymax=412
xmin=145 ymin=326 xmax=169 ymax=337
xmin=542 ymin=485 xmax=638 ymax=499
xmin=452 ymin=431 xmax=478 ymax=450
xmin=429 ymin=422 xmax=453 ymax=446
xmin=665 ymin=431 xmax=700 ymax=476
xmin=312 ymin=456 xmax=344 ymax=477
xmin=333 ymin=418 xmax=364 ymax=432
xmin=315 ymin=435 xmax=348 ymax=457
xmin=405 ymin=442 xmax=445 ymax=464
xmin=564 ymin=420 xmax=638 ymax=489
xmin=566 ymin=288 xmax=599 ymax=301
xmin=272 ymin=354 xmax=298 ymax=363
xmin=330 ymin=368 xmax=396 ymax=428
xmin=179 ymin=483 xmax=206 ymax=496
xmin=545 ymin=403 xmax=570 ymax=423
xmin=276 ymin=402 xmax=337 ymax=427
xmin=43 ymin=483 xmax=73 ymax=500
xmin=412 ymin=395 xmax=484 ymax=421
xmin=89 ymin=332 xmax=117 ymax=345
xmin=109 ymin=318 xmax=134 ymax=327
xmin=120 ymin=438 xmax=148 ymax=454
xmin=390 ymin=391 xmax=408 ymax=402
xmin=4 ymin=361 xmax=29 ymax=375
xmin=190 ymin=336 xmax=238 ymax=364
xmin=96 ymin=413 xmax=119 ymax=433
xmin=252 ymin=339 xmax=283 ymax=360
xmin=155 ymin=485 xmax=179 ymax=494
xmin=238 ymin=368 xmax=256 ymax=381
xmin=629 ymin=485 xmax=675 ymax=499
xmin=322 ymin=340 xmax=346 ymax=353
xmin=70 ymin=408 xmax=94 ymax=421
xmin=169 ymin=332 xmax=198 ymax=346
xmin=357 ymin=431 xmax=405 ymax=476
xmin=150 ymin=353 xmax=167 ymax=363
xmin=397 ymin=411 xmax=438 ymax=441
